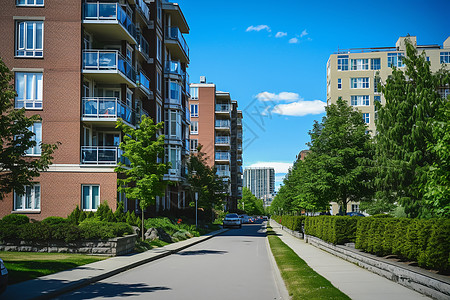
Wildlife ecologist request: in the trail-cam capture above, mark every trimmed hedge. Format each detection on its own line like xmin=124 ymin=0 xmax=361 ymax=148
xmin=304 ymin=216 xmax=358 ymax=245
xmin=272 ymin=215 xmax=305 ymax=232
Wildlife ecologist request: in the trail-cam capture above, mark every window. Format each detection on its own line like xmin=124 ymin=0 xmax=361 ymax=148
xmin=440 ymin=52 xmax=450 ymax=64
xmin=190 ymin=121 xmax=198 ymax=134
xmin=167 ymin=81 xmax=181 ymax=103
xmin=126 ymin=89 xmax=133 ymax=107
xmin=156 ymin=0 xmax=162 ymax=23
xmin=14 ymin=184 xmax=40 ymax=211
xmin=438 ymin=88 xmax=449 ymax=99
xmin=156 ymin=71 xmax=161 ymax=93
xmin=388 ymin=53 xmax=404 ymax=67
xmin=337 ymin=78 xmax=342 ymax=90
xmin=165 ymin=110 xmax=181 ymax=139
xmin=16 ymin=0 xmax=44 ymax=6
xmin=26 ymin=122 xmax=42 ymax=155
xmin=156 ymin=103 xmax=162 ymax=123
xmin=15 ymin=72 xmax=43 ymax=109
xmin=16 ymin=21 xmax=43 ymax=57
xmin=351 ymin=95 xmax=369 ymax=106
xmin=190 ymin=87 xmax=198 ymax=100
xmin=126 ymin=45 xmax=133 ymax=62
xmin=337 ymin=55 xmax=348 ymax=71
xmin=351 ymin=59 xmax=369 ymax=70
xmin=350 ymin=78 xmax=369 ymax=89
xmin=371 ymin=58 xmax=381 ymax=70
xmin=374 ymin=77 xmax=380 ymax=93
xmin=156 ymin=37 xmax=162 ymax=63
xmin=351 ymin=204 xmax=359 ymax=212
xmin=82 ymin=185 xmax=100 ymax=211
xmin=190 ymin=139 xmax=198 ymax=152
xmin=374 ymin=95 xmax=381 ymax=103
xmin=363 ymin=113 xmax=370 ymax=124
xmin=190 ymin=104 xmax=198 ymax=117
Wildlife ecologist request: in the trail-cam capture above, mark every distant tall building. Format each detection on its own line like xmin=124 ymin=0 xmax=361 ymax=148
xmin=243 ymin=167 xmax=275 ymax=201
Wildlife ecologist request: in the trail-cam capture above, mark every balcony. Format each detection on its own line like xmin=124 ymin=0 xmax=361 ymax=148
xmin=81 ymin=146 xmax=128 ymax=165
xmin=215 ymin=151 xmax=230 ymax=163
xmin=82 ymin=50 xmax=136 ymax=87
xmin=237 ymin=118 xmax=242 ymax=127
xmin=82 ymin=97 xmax=136 ymax=126
xmin=237 ymin=144 xmax=242 ymax=153
xmin=237 ymin=131 xmax=243 ymax=140
xmin=216 ymin=170 xmax=231 ymax=178
xmin=165 ymin=81 xmax=182 ymax=106
xmin=137 ymin=71 xmax=151 ymax=96
xmin=215 ymin=136 xmax=230 ymax=147
xmin=134 ymin=0 xmax=150 ymax=25
xmin=215 ymin=119 xmax=230 ymax=131
xmin=165 ymin=60 xmax=184 ymax=78
xmin=136 ymin=32 xmax=150 ymax=62
xmin=83 ymin=2 xmax=137 ymax=44
xmin=165 ymin=27 xmax=189 ymax=63
xmin=215 ymin=103 xmax=231 ymax=115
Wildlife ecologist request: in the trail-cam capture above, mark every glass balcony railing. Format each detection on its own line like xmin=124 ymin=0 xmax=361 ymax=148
xmin=137 ymin=32 xmax=150 ymax=60
xmin=185 ymin=72 xmax=190 ymax=93
xmin=135 ymin=0 xmax=150 ymax=22
xmin=166 ymin=26 xmax=189 ymax=58
xmin=83 ymin=2 xmax=137 ymax=40
xmin=81 ymin=146 xmax=128 ymax=165
xmin=215 ymin=152 xmax=230 ymax=161
xmin=185 ymin=107 xmax=190 ymax=123
xmin=165 ymin=60 xmax=184 ymax=76
xmin=216 ymin=170 xmax=231 ymax=177
xmin=215 ymin=104 xmax=230 ymax=113
xmin=137 ymin=71 xmax=151 ymax=95
xmin=166 ymin=81 xmax=182 ymax=105
xmin=82 ymin=97 xmax=136 ymax=125
xmin=215 ymin=119 xmax=230 ymax=129
xmin=215 ymin=136 xmax=230 ymax=145
xmin=82 ymin=50 xmax=136 ymax=84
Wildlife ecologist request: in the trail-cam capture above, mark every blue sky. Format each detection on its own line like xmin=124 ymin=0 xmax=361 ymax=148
xmin=176 ymin=0 xmax=450 ymax=189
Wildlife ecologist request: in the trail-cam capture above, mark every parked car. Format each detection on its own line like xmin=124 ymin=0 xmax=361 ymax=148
xmin=0 ymin=258 xmax=8 ymax=294
xmin=346 ymin=212 xmax=365 ymax=217
xmin=241 ymin=215 xmax=251 ymax=224
xmin=263 ymin=216 xmax=268 ymax=221
xmin=223 ymin=213 xmax=241 ymax=228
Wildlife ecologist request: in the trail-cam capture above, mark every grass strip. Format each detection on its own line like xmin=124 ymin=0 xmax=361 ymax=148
xmin=267 ymin=227 xmax=350 ymax=300
xmin=0 ymin=251 xmax=108 ymax=285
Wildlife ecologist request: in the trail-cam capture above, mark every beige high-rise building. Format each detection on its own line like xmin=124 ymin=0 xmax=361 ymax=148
xmin=327 ymin=36 xmax=450 ymax=134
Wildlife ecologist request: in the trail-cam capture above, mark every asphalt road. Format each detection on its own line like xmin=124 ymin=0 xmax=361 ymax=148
xmin=56 ymin=221 xmax=284 ymax=300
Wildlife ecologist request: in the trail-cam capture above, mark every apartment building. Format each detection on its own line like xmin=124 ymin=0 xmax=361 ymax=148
xmin=327 ymin=35 xmax=450 ymax=214
xmin=327 ymin=35 xmax=450 ymax=134
xmin=243 ymin=167 xmax=275 ymax=203
xmin=189 ymin=77 xmax=243 ymax=211
xmin=0 ymin=0 xmax=190 ymax=220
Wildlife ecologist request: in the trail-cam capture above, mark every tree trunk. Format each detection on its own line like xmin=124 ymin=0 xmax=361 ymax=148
xmin=141 ymin=209 xmax=144 ymax=241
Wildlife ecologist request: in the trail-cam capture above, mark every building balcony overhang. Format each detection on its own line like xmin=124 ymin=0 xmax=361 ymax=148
xmin=82 ymin=97 xmax=136 ymax=128
xmin=162 ymin=2 xmax=189 ymax=33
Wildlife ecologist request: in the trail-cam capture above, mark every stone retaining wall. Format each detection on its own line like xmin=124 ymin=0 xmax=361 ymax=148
xmin=0 ymin=234 xmax=137 ymax=256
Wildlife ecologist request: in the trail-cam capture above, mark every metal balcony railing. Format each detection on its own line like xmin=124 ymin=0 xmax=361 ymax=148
xmin=137 ymin=32 xmax=150 ymax=60
xmin=166 ymin=26 xmax=189 ymax=58
xmin=82 ymin=97 xmax=136 ymax=125
xmin=81 ymin=146 xmax=128 ymax=165
xmin=215 ymin=152 xmax=230 ymax=161
xmin=215 ymin=119 xmax=230 ymax=128
xmin=215 ymin=104 xmax=230 ymax=113
xmin=82 ymin=50 xmax=136 ymax=83
xmin=215 ymin=136 xmax=230 ymax=145
xmin=165 ymin=60 xmax=184 ymax=77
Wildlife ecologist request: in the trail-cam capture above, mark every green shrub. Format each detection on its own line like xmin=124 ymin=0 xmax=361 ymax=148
xmin=0 ymin=222 xmax=20 ymax=240
xmin=392 ymin=218 xmax=411 ymax=257
xmin=19 ymin=222 xmax=51 ymax=241
xmin=304 ymin=216 xmax=357 ymax=245
xmin=145 ymin=217 xmax=178 ymax=235
xmin=79 ymin=219 xmax=132 ymax=240
xmin=67 ymin=206 xmax=82 ymax=224
xmin=419 ymin=219 xmax=450 ymax=272
xmin=1 ymin=214 xmax=29 ymax=225
xmin=42 ymin=216 xmax=69 ymax=226
xmin=114 ymin=202 xmax=126 ymax=222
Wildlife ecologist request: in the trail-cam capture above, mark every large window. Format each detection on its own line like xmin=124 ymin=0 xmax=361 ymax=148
xmin=350 ymin=78 xmax=369 ymax=89
xmin=351 ymin=59 xmax=369 ymax=70
xmin=26 ymin=122 xmax=42 ymax=155
xmin=190 ymin=139 xmax=198 ymax=152
xmin=440 ymin=52 xmax=450 ymax=64
xmin=190 ymin=121 xmax=198 ymax=134
xmin=82 ymin=185 xmax=100 ymax=211
xmin=374 ymin=95 xmax=381 ymax=103
xmin=16 ymin=0 xmax=44 ymax=6
xmin=190 ymin=87 xmax=198 ymax=100
xmin=165 ymin=110 xmax=181 ymax=139
xmin=16 ymin=21 xmax=43 ymax=57
xmin=156 ymin=37 xmax=162 ymax=63
xmin=190 ymin=104 xmax=198 ymax=117
xmin=14 ymin=184 xmax=40 ymax=211
xmin=363 ymin=113 xmax=370 ymax=124
xmin=371 ymin=58 xmax=381 ymax=70
xmin=15 ymin=72 xmax=43 ymax=109
xmin=388 ymin=53 xmax=404 ymax=68
xmin=351 ymin=95 xmax=369 ymax=106
xmin=337 ymin=55 xmax=348 ymax=71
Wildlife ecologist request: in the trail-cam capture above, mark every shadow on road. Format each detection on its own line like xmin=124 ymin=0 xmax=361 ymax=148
xmin=55 ymin=282 xmax=171 ymax=299
xmin=176 ymin=250 xmax=228 ymax=256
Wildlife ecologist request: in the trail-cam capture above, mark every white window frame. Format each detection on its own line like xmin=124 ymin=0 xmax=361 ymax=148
xmin=15 ymin=72 xmax=43 ymax=109
xmin=371 ymin=58 xmax=381 ymax=70
xmin=25 ymin=122 xmax=42 ymax=155
xmin=388 ymin=52 xmax=405 ymax=68
xmin=190 ymin=121 xmax=198 ymax=134
xmin=351 ymin=59 xmax=369 ymax=70
xmin=190 ymin=139 xmax=198 ymax=152
xmin=16 ymin=20 xmax=43 ymax=57
xmin=440 ymin=52 xmax=450 ymax=64
xmin=16 ymin=0 xmax=44 ymax=6
xmin=337 ymin=55 xmax=348 ymax=71
xmin=363 ymin=113 xmax=370 ymax=124
xmin=350 ymin=77 xmax=369 ymax=89
xmin=351 ymin=95 xmax=369 ymax=106
xmin=82 ymin=185 xmax=100 ymax=211
xmin=190 ymin=87 xmax=199 ymax=100
xmin=14 ymin=184 xmax=41 ymax=211
xmin=190 ymin=104 xmax=198 ymax=117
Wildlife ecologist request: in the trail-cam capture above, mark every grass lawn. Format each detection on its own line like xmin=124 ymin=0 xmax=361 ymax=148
xmin=0 ymin=252 xmax=108 ymax=285
xmin=267 ymin=227 xmax=350 ymax=300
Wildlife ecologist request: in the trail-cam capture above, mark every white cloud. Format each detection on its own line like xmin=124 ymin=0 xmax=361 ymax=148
xmin=289 ymin=37 xmax=299 ymax=44
xmin=300 ymin=29 xmax=308 ymax=38
xmin=246 ymin=25 xmax=271 ymax=32
xmin=275 ymin=32 xmax=287 ymax=38
xmin=247 ymin=162 xmax=293 ymax=174
xmin=272 ymin=100 xmax=326 ymax=116
xmin=256 ymin=91 xmax=299 ymax=102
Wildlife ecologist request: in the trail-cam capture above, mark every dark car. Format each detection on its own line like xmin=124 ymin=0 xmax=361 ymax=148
xmin=346 ymin=212 xmax=365 ymax=217
xmin=0 ymin=258 xmax=8 ymax=294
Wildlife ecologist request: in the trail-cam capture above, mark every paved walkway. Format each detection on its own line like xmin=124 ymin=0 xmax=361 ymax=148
xmin=270 ymin=221 xmax=430 ymax=300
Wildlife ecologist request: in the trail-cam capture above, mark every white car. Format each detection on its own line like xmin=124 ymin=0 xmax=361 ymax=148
xmin=223 ymin=213 xmax=241 ymax=228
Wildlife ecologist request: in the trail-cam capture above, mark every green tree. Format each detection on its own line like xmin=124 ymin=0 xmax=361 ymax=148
xmin=307 ymin=98 xmax=375 ymax=214
xmin=188 ymin=145 xmax=226 ymax=222
xmin=0 ymin=57 xmax=59 ymax=200
xmin=375 ymin=39 xmax=450 ymax=217
xmin=239 ymin=187 xmax=264 ymax=216
xmin=115 ymin=116 xmax=169 ymax=240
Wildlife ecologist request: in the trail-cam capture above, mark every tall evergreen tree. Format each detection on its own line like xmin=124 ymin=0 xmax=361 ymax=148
xmin=375 ymin=39 xmax=450 ymax=217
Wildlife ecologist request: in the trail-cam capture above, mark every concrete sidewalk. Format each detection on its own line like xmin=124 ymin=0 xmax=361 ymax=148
xmin=270 ymin=221 xmax=429 ymax=300
xmin=0 ymin=229 xmax=227 ymax=300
